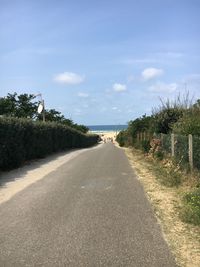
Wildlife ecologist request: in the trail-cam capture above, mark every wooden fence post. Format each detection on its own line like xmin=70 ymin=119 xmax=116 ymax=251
xmin=171 ymin=133 xmax=175 ymax=157
xmin=188 ymin=134 xmax=193 ymax=171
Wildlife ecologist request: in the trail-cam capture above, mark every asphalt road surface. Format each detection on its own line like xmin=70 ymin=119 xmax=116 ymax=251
xmin=0 ymin=143 xmax=177 ymax=266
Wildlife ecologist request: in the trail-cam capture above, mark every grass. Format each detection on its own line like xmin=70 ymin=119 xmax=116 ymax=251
xmin=124 ymin=146 xmax=200 ymax=267
xmin=152 ymin=162 xmax=182 ymax=187
xmin=180 ymin=188 xmax=200 ymax=226
xmin=144 ymin=152 xmax=200 ymax=225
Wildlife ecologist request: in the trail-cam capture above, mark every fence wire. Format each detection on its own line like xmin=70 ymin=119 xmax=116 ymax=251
xmin=193 ymin=135 xmax=200 ymax=170
xmin=162 ymin=134 xmax=171 ymax=155
xmin=174 ymin=134 xmax=189 ymax=168
xmin=138 ymin=132 xmax=200 ymax=171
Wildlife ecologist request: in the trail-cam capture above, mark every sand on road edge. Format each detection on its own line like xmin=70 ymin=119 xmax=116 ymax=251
xmin=0 ymin=145 xmax=102 ymax=205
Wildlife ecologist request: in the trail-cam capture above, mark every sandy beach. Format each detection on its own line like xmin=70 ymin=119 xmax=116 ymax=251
xmin=92 ymin=131 xmax=118 ymax=143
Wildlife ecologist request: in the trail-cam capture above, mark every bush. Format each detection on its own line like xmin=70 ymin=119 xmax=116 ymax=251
xmin=141 ymin=140 xmax=151 ymax=153
xmin=0 ymin=117 xmax=98 ymax=171
xmin=154 ymin=161 xmax=182 ymax=187
xmin=158 ymin=168 xmax=181 ymax=187
xmin=180 ymin=188 xmax=200 ymax=225
xmin=116 ymin=130 xmax=127 ymax=147
xmin=154 ymin=150 xmax=164 ymax=160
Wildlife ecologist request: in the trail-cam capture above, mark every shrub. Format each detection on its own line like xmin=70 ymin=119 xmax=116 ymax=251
xmin=180 ymin=188 xmax=200 ymax=225
xmin=154 ymin=159 xmax=182 ymax=187
xmin=154 ymin=150 xmax=164 ymax=160
xmin=141 ymin=140 xmax=151 ymax=153
xmin=116 ymin=130 xmax=127 ymax=147
xmin=0 ymin=117 xmax=98 ymax=171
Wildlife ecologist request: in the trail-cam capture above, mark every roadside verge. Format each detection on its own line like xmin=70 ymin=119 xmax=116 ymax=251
xmin=124 ymin=147 xmax=200 ymax=267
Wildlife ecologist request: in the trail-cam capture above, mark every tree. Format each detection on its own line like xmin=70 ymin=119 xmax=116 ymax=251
xmin=173 ymin=99 xmax=200 ymax=135
xmin=37 ymin=109 xmax=65 ymax=123
xmin=152 ymin=94 xmax=192 ymax=134
xmin=128 ymin=115 xmax=154 ymax=139
xmin=0 ymin=94 xmax=16 ymax=116
xmin=0 ymin=92 xmax=89 ymax=133
xmin=153 ymin=107 xmax=183 ymax=134
xmin=72 ymin=124 xmax=89 ymax=133
xmin=0 ymin=92 xmax=38 ymax=119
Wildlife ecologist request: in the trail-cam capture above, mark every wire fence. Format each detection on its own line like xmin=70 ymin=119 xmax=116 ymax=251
xmin=136 ymin=132 xmax=200 ymax=172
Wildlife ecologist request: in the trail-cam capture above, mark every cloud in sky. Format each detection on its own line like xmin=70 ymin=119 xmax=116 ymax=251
xmin=1 ymin=1 xmax=200 ymax=125
xmin=78 ymin=92 xmax=89 ymax=98
xmin=54 ymin=72 xmax=85 ymax=85
xmin=148 ymin=82 xmax=178 ymax=93
xmin=142 ymin=68 xmax=164 ymax=81
xmin=113 ymin=83 xmax=127 ymax=92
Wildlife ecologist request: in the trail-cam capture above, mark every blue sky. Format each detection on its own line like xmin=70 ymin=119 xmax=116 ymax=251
xmin=0 ymin=0 xmax=200 ymax=125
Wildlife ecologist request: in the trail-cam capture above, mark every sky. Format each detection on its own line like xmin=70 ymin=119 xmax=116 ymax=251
xmin=0 ymin=0 xmax=200 ymax=125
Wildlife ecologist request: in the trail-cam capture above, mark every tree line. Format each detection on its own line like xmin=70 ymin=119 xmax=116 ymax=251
xmin=0 ymin=92 xmax=89 ymax=133
xmin=117 ymin=94 xmax=200 ymax=147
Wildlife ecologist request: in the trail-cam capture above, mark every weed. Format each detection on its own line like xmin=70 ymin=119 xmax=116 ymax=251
xmin=180 ymin=188 xmax=200 ymax=225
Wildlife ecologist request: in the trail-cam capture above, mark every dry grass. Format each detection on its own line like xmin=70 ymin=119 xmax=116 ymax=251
xmin=124 ymin=147 xmax=200 ymax=267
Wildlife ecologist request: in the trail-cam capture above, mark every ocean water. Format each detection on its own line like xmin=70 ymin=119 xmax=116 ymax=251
xmin=88 ymin=125 xmax=127 ymax=133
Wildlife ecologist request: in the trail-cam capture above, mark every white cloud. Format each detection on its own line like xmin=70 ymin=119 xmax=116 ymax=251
xmin=113 ymin=83 xmax=127 ymax=92
xmin=54 ymin=72 xmax=85 ymax=85
xmin=112 ymin=107 xmax=118 ymax=110
xmin=148 ymin=82 xmax=178 ymax=93
xmin=142 ymin=68 xmax=164 ymax=81
xmin=78 ymin=92 xmax=89 ymax=98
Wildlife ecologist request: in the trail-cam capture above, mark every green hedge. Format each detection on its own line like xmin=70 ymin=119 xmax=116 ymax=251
xmin=0 ymin=117 xmax=99 ymax=170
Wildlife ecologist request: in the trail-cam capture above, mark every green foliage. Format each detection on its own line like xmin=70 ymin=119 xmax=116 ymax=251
xmin=128 ymin=115 xmax=154 ymax=141
xmin=180 ymin=188 xmax=200 ymax=225
xmin=173 ymin=100 xmax=200 ymax=136
xmin=116 ymin=130 xmax=128 ymax=147
xmin=116 ymin=115 xmax=154 ymax=148
xmin=0 ymin=92 xmax=89 ymax=133
xmin=116 ymin=94 xmax=195 ymax=156
xmin=38 ymin=108 xmax=66 ymax=123
xmin=152 ymin=94 xmax=192 ymax=134
xmin=154 ymin=164 xmax=182 ymax=187
xmin=153 ymin=107 xmax=183 ymax=134
xmin=72 ymin=124 xmax=89 ymax=134
xmin=141 ymin=140 xmax=151 ymax=153
xmin=0 ymin=117 xmax=98 ymax=171
xmin=154 ymin=150 xmax=164 ymax=160
xmin=193 ymin=136 xmax=200 ymax=170
xmin=0 ymin=93 xmax=37 ymax=119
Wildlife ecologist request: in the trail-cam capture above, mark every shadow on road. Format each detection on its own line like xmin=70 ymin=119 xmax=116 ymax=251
xmin=0 ymin=148 xmax=84 ymax=188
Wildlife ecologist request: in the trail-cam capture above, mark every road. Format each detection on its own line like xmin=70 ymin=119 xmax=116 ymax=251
xmin=0 ymin=143 xmax=177 ymax=266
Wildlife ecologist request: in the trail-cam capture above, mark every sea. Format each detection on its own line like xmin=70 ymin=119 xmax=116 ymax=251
xmin=88 ymin=125 xmax=127 ymax=133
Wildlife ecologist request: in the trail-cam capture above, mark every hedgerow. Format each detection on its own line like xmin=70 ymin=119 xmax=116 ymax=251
xmin=0 ymin=117 xmax=98 ymax=170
